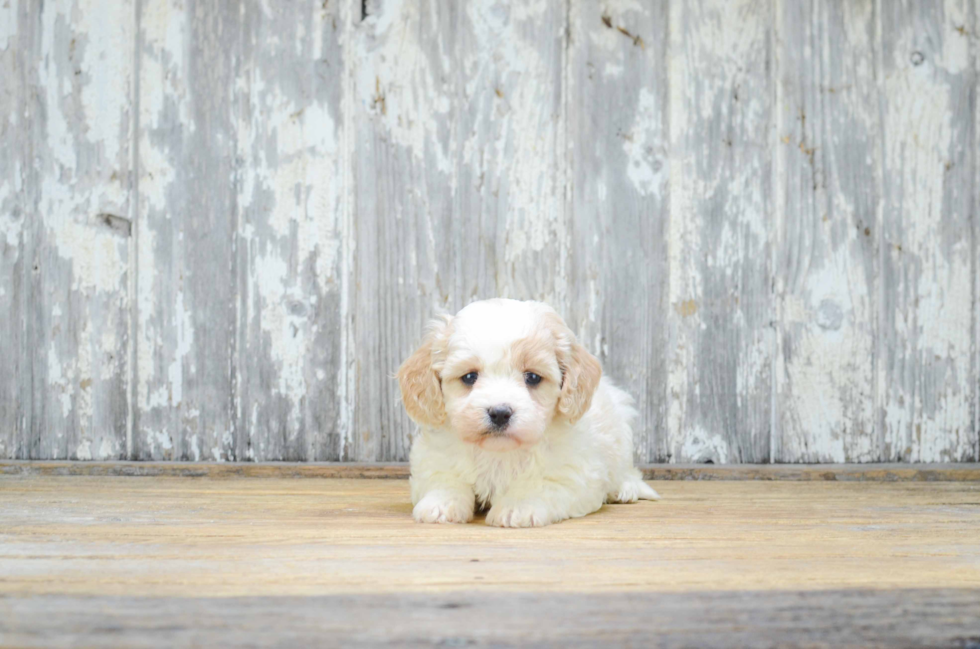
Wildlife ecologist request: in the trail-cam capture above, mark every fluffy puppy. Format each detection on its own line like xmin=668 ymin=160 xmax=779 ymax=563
xmin=397 ymin=298 xmax=658 ymax=527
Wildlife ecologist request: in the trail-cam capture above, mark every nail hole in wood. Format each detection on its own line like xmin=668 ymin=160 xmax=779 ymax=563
xmin=98 ymin=213 xmax=132 ymax=237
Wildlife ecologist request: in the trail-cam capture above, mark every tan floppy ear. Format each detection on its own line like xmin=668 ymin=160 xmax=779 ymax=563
xmin=397 ymin=317 xmax=452 ymax=427
xmin=556 ymin=336 xmax=602 ymax=425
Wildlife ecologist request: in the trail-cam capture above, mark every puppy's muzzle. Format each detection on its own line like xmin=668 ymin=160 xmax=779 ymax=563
xmin=486 ymin=405 xmax=513 ymax=432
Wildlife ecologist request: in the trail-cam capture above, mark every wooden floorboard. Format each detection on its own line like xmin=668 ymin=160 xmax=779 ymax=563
xmin=3 ymin=460 xmax=980 ymax=481
xmin=1 ymin=476 xmax=978 ymax=647
xmin=3 ymin=590 xmax=980 ymax=649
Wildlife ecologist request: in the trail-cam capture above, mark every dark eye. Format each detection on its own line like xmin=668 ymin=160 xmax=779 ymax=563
xmin=461 ymin=372 xmax=479 ymax=386
xmin=524 ymin=372 xmax=542 ymax=386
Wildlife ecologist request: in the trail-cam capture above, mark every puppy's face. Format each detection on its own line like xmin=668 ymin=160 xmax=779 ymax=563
xmin=397 ymin=300 xmax=602 ymax=451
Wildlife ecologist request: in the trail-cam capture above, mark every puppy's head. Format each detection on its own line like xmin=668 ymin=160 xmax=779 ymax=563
xmin=397 ymin=299 xmax=602 ymax=451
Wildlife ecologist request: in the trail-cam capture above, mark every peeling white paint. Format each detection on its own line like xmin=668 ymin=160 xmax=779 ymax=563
xmin=47 ymin=344 xmax=73 ymax=419
xmin=358 ymin=0 xmax=453 ymax=174
xmin=147 ymin=428 xmax=173 ymax=456
xmin=6 ymin=0 xmax=977 ymax=465
xmin=168 ymin=289 xmax=192 ymax=408
xmin=0 ymin=0 xmax=17 ymax=51
xmin=667 ymin=0 xmax=771 ymax=462
xmin=77 ymin=0 xmax=131 ymax=167
xmin=879 ymin=8 xmax=974 ymax=462
xmin=0 ymin=160 xmax=22 ymax=249
xmin=231 ymin=0 xmax=347 ymax=460
xmin=41 ymin=195 xmax=128 ymax=295
xmin=242 ymin=73 xmax=342 ymax=291
xmin=769 ymin=0 xmax=881 ymax=463
xmin=681 ymin=428 xmax=731 ymax=464
xmin=76 ymin=439 xmax=92 ymax=460
xmin=188 ymin=432 xmax=200 ymax=462
xmin=252 ymin=252 xmax=308 ymax=428
xmin=624 ymin=88 xmax=664 ymax=197
xmin=459 ymin=1 xmax=565 ymax=272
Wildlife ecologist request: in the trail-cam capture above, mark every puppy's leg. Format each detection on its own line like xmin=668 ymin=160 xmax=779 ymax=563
xmin=608 ymin=466 xmax=660 ymax=503
xmin=485 ymin=480 xmax=603 ymax=528
xmin=412 ymin=481 xmax=476 ymax=524
xmin=610 ymin=479 xmax=660 ymax=503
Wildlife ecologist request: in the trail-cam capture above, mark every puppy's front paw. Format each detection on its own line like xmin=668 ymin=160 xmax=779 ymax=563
xmin=413 ymin=490 xmax=474 ymax=524
xmin=485 ymin=501 xmax=554 ymax=528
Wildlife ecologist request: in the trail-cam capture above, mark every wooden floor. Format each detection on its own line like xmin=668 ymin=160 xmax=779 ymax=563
xmin=1 ymin=475 xmax=979 ymax=647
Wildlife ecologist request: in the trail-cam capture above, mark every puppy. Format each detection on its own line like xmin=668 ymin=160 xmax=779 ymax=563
xmin=397 ymin=298 xmax=659 ymax=527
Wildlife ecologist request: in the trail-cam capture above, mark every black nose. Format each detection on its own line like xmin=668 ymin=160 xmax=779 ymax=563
xmin=487 ymin=405 xmax=513 ymax=429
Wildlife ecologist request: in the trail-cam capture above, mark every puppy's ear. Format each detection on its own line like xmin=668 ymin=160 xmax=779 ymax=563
xmin=397 ymin=316 xmax=452 ymax=427
xmin=551 ymin=320 xmax=602 ymax=424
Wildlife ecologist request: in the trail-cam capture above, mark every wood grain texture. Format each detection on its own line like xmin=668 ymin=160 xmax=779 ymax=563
xmin=2 ymin=477 xmax=979 ymax=596
xmin=348 ymin=0 xmax=458 ymax=461
xmin=668 ymin=0 xmax=774 ymax=463
xmin=135 ymin=0 xmax=240 ymax=461
xmin=4 ymin=460 xmax=980 ymax=481
xmin=349 ymin=0 xmax=568 ymax=461
xmin=27 ymin=0 xmax=135 ymax=461
xmin=3 ymin=590 xmax=979 ymax=649
xmin=236 ymin=0 xmax=346 ymax=461
xmin=878 ymin=0 xmax=977 ymax=462
xmin=3 ymin=0 xmax=980 ymax=463
xmin=566 ymin=0 xmax=669 ymax=462
xmin=772 ymin=0 xmax=879 ymax=462
xmin=0 ymin=0 xmax=32 ymax=459
xmin=453 ymin=0 xmax=567 ymax=306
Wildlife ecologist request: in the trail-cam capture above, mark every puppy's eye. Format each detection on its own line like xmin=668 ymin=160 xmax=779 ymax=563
xmin=524 ymin=372 xmax=542 ymax=387
xmin=461 ymin=372 xmax=479 ymax=386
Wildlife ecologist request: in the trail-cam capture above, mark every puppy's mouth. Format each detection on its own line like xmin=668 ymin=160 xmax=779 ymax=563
xmin=475 ymin=429 xmax=523 ymax=450
xmin=475 ymin=419 xmax=522 ymax=446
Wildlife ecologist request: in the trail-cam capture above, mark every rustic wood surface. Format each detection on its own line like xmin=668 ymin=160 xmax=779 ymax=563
xmin=0 ymin=476 xmax=978 ymax=647
xmin=135 ymin=0 xmax=241 ymax=463
xmin=3 ymin=590 xmax=980 ymax=649
xmin=235 ymin=0 xmax=348 ymax=462
xmin=1 ymin=0 xmax=978 ymax=463
xmin=4 ymin=460 xmax=980 ymax=481
xmin=878 ymin=0 xmax=977 ymax=463
xmin=1 ymin=476 xmax=978 ymax=595
xmin=772 ymin=0 xmax=879 ymax=463
xmin=667 ymin=0 xmax=774 ymax=464
xmin=0 ymin=0 xmax=32 ymax=460
xmin=567 ymin=0 xmax=669 ymax=462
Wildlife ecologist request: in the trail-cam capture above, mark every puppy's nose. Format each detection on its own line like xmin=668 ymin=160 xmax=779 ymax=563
xmin=487 ymin=405 xmax=513 ymax=429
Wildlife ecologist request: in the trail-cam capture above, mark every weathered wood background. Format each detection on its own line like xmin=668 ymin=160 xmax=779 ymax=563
xmin=1 ymin=0 xmax=978 ymax=463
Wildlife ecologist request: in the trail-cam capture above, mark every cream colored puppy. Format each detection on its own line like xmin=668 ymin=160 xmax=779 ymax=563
xmin=397 ymin=298 xmax=658 ymax=527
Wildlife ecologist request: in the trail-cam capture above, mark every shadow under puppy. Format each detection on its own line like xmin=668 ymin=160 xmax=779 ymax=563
xmin=398 ymin=298 xmax=659 ymax=527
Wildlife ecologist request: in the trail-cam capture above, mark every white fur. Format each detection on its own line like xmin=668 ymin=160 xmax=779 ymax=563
xmin=401 ymin=299 xmax=659 ymax=527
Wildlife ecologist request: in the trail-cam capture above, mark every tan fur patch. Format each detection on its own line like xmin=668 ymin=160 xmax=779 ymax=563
xmin=397 ymin=317 xmax=452 ymax=427
xmin=540 ymin=312 xmax=602 ymax=423
xmin=509 ymin=334 xmax=559 ymax=379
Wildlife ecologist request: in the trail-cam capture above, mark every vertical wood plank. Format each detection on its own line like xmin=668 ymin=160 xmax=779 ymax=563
xmin=135 ymin=0 xmax=240 ymax=461
xmin=350 ymin=0 xmax=568 ymax=461
xmin=28 ymin=0 xmax=135 ymax=460
xmin=454 ymin=0 xmax=568 ymax=307
xmin=349 ymin=0 xmax=458 ymax=461
xmin=0 ymin=0 xmax=32 ymax=458
xmin=973 ymin=0 xmax=980 ymax=463
xmin=667 ymin=0 xmax=774 ymax=463
xmin=878 ymin=0 xmax=976 ymax=461
xmin=236 ymin=0 xmax=346 ymax=461
xmin=772 ymin=0 xmax=879 ymax=462
xmin=566 ymin=1 xmax=669 ymax=461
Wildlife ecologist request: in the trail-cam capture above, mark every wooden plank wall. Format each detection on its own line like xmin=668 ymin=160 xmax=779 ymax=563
xmin=0 ymin=0 xmax=977 ymax=463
